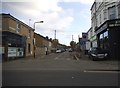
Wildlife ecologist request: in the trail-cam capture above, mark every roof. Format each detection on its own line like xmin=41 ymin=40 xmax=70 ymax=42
xmin=87 ymin=27 xmax=92 ymax=33
xmin=90 ymin=1 xmax=95 ymax=11
xmin=35 ymin=32 xmax=52 ymax=42
xmin=1 ymin=13 xmax=34 ymax=31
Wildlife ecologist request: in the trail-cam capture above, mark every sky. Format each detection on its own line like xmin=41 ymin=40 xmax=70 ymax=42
xmin=1 ymin=0 xmax=94 ymax=46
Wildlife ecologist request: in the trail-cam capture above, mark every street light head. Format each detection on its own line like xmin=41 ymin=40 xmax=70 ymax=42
xmin=38 ymin=21 xmax=44 ymax=23
xmin=35 ymin=21 xmax=44 ymax=24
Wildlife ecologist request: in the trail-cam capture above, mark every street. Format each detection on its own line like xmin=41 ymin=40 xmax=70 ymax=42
xmin=2 ymin=51 xmax=119 ymax=86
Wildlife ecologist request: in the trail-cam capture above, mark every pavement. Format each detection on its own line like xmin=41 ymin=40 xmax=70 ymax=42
xmin=71 ymin=51 xmax=119 ymax=71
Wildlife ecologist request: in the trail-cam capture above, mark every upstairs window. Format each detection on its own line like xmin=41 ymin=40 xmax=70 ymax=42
xmin=118 ymin=4 xmax=120 ymax=18
xmin=28 ymin=30 xmax=31 ymax=38
xmin=99 ymin=14 xmax=102 ymax=24
xmin=16 ymin=23 xmax=21 ymax=33
xmin=83 ymin=35 xmax=86 ymax=39
xmin=108 ymin=6 xmax=116 ymax=20
xmin=103 ymin=9 xmax=107 ymax=20
xmin=28 ymin=43 xmax=31 ymax=53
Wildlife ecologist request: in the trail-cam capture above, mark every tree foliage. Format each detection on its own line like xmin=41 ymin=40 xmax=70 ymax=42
xmin=70 ymin=41 xmax=76 ymax=50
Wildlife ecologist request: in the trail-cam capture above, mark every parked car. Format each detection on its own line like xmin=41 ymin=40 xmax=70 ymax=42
xmin=56 ymin=49 xmax=62 ymax=53
xmin=61 ymin=48 xmax=66 ymax=52
xmin=68 ymin=48 xmax=72 ymax=52
xmin=88 ymin=47 xmax=108 ymax=61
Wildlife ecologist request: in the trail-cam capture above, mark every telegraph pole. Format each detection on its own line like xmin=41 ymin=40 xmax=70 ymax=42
xmin=29 ymin=19 xmax=31 ymax=26
xmin=54 ymin=30 xmax=57 ymax=50
xmin=78 ymin=35 xmax=80 ymax=41
xmin=55 ymin=30 xmax=56 ymax=39
xmin=72 ymin=35 xmax=73 ymax=41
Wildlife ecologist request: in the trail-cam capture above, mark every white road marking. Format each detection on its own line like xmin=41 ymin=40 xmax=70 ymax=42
xmin=72 ymin=77 xmax=74 ymax=79
xmin=67 ymin=58 xmax=70 ymax=60
xmin=54 ymin=54 xmax=62 ymax=60
xmin=74 ymin=55 xmax=79 ymax=60
xmin=54 ymin=57 xmax=58 ymax=60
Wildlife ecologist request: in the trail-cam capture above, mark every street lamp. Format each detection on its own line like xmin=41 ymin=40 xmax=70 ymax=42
xmin=33 ymin=21 xmax=44 ymax=58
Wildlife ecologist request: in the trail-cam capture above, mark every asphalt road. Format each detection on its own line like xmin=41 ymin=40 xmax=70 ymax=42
xmin=2 ymin=51 xmax=119 ymax=86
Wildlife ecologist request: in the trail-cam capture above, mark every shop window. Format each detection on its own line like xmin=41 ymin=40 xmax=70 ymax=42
xmin=104 ymin=31 xmax=108 ymax=38
xmin=28 ymin=43 xmax=31 ymax=53
xmin=99 ymin=31 xmax=109 ymax=50
xmin=99 ymin=33 xmax=104 ymax=49
xmin=100 ymin=34 xmax=103 ymax=39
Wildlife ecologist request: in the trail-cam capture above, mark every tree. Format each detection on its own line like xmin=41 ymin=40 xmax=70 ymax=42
xmin=70 ymin=41 xmax=76 ymax=51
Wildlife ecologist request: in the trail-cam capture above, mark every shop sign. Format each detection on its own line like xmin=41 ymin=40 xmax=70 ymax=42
xmin=108 ymin=20 xmax=120 ymax=27
xmin=90 ymin=35 xmax=97 ymax=42
xmin=96 ymin=23 xmax=107 ymax=34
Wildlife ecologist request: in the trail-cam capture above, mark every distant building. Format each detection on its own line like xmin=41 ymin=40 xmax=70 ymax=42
xmin=79 ymin=33 xmax=88 ymax=53
xmin=87 ymin=27 xmax=93 ymax=47
xmin=91 ymin=1 xmax=120 ymax=59
xmin=35 ymin=33 xmax=53 ymax=55
xmin=1 ymin=14 xmax=34 ymax=61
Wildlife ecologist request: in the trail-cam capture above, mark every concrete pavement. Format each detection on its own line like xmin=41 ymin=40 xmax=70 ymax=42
xmin=71 ymin=51 xmax=119 ymax=71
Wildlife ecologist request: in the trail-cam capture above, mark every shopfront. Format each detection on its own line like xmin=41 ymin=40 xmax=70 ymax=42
xmin=2 ymin=31 xmax=26 ymax=61
xmin=89 ymin=35 xmax=97 ymax=48
xmin=96 ymin=19 xmax=120 ymax=60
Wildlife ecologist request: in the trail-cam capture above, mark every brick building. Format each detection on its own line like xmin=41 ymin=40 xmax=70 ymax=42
xmin=35 ymin=33 xmax=52 ymax=56
xmin=1 ymin=14 xmax=34 ymax=61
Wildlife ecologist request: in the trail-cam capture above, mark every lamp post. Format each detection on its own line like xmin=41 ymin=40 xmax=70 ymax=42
xmin=33 ymin=21 xmax=44 ymax=58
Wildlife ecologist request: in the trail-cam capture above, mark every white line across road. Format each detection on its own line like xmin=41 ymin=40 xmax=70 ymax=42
xmin=54 ymin=52 xmax=71 ymax=60
xmin=84 ymin=70 xmax=120 ymax=73
xmin=54 ymin=53 xmax=63 ymax=60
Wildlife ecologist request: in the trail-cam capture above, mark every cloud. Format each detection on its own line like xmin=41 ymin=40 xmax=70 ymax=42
xmin=2 ymin=0 xmax=74 ymax=33
xmin=61 ymin=0 xmax=94 ymax=4
xmin=2 ymin=0 xmax=93 ymax=45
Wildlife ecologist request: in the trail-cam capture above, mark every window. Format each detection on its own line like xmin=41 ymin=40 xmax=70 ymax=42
xmin=100 ymin=34 xmax=103 ymax=39
xmin=118 ymin=5 xmax=120 ymax=18
xmin=108 ymin=6 xmax=116 ymax=20
xmin=99 ymin=31 xmax=109 ymax=50
xmin=16 ymin=23 xmax=21 ymax=33
xmin=103 ymin=10 xmax=107 ymax=20
xmin=99 ymin=14 xmax=102 ymax=24
xmin=28 ymin=30 xmax=31 ymax=38
xmin=104 ymin=31 xmax=108 ymax=38
xmin=28 ymin=43 xmax=31 ymax=53
xmin=83 ymin=35 xmax=86 ymax=39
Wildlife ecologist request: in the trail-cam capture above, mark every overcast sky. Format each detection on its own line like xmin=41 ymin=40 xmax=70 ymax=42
xmin=1 ymin=0 xmax=94 ymax=46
